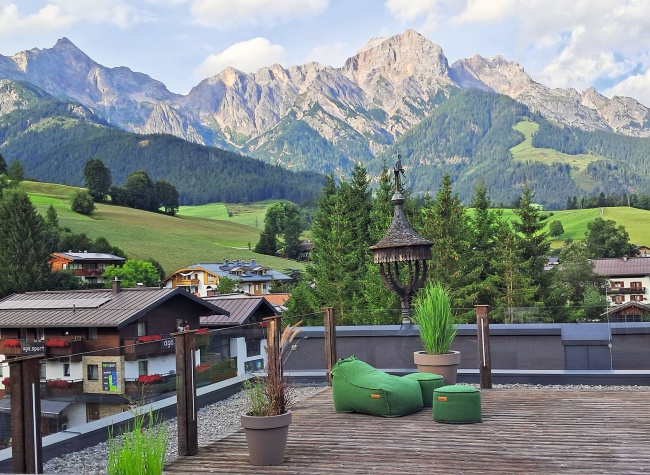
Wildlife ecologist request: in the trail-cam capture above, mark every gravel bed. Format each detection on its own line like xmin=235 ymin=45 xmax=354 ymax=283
xmin=42 ymin=385 xmax=325 ymax=475
xmin=41 ymin=382 xmax=650 ymax=474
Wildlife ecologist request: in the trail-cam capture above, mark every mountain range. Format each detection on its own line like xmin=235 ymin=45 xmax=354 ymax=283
xmin=2 ymin=29 xmax=650 ymax=208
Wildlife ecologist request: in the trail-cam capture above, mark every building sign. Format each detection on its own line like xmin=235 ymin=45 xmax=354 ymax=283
xmin=162 ymin=337 xmax=175 ymax=351
xmin=244 ymin=358 xmax=264 ymax=373
xmin=102 ymin=362 xmax=118 ymax=392
xmin=21 ymin=341 xmax=45 ymax=355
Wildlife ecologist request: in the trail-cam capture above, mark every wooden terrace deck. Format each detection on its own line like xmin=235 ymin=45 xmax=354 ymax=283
xmin=163 ymin=387 xmax=650 ymax=474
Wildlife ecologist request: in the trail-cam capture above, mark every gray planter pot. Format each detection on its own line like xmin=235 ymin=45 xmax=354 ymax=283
xmin=241 ymin=411 xmax=292 ymax=465
xmin=414 ymin=350 xmax=461 ymax=385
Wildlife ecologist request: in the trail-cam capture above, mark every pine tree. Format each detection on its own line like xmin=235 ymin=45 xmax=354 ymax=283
xmin=0 ymin=191 xmax=52 ymax=296
xmin=83 ymin=158 xmax=112 ymax=202
xmin=512 ymin=185 xmax=550 ymax=300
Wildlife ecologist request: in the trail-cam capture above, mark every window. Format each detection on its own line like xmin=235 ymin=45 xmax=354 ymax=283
xmin=137 ymin=322 xmax=147 ymax=337
xmin=612 ymin=295 xmax=625 ymax=303
xmin=88 ymin=327 xmax=98 ymax=340
xmin=611 ymin=281 xmax=624 ymax=288
xmin=138 ymin=360 xmax=148 ymax=376
xmin=87 ymin=403 xmax=100 ymax=422
xmin=64 ymin=364 xmax=70 ymax=377
xmin=87 ymin=364 xmax=99 ymax=380
xmin=246 ymin=339 xmax=261 ymax=357
xmin=36 ymin=328 xmax=45 ymax=341
xmin=39 ymin=362 xmax=46 ymax=381
xmin=631 ymin=282 xmax=643 ymax=289
xmin=631 ymin=295 xmax=645 ymax=302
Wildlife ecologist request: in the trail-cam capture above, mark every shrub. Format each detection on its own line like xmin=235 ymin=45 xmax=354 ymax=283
xmin=71 ymin=190 xmax=95 ymax=215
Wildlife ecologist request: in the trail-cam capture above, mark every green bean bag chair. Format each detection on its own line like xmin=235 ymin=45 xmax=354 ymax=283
xmin=331 ymin=355 xmax=423 ymax=417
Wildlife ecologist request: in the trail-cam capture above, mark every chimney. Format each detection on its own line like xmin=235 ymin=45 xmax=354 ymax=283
xmin=250 ymin=258 xmax=256 ymax=266
xmin=112 ymin=277 xmax=121 ymax=294
xmin=623 ymin=255 xmax=628 ymax=262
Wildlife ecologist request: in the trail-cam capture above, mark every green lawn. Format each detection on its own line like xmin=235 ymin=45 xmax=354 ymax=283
xmin=20 ymin=181 xmax=304 ymax=274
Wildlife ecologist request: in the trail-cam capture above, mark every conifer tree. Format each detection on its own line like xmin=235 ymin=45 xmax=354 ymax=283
xmin=0 ymin=191 xmax=51 ymax=296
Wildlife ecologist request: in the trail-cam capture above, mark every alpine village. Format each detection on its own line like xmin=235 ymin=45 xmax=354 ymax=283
xmin=1 ymin=28 xmax=650 ymax=474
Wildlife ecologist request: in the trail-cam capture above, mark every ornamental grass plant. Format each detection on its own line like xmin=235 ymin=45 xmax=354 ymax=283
xmin=244 ymin=320 xmax=302 ymax=417
xmin=411 ymin=281 xmax=457 ymax=355
xmin=107 ymin=409 xmax=168 ymax=475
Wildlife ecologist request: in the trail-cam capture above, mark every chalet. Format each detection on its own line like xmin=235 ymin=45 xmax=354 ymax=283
xmin=201 ymin=295 xmax=279 ymax=328
xmin=636 ymin=245 xmax=650 ymax=258
xmin=164 ymin=259 xmax=292 ymax=297
xmin=593 ymin=257 xmax=650 ymax=306
xmin=49 ymin=252 xmax=126 ymax=285
xmin=601 ymin=301 xmax=650 ymax=323
xmin=0 ymin=280 xmax=227 ymax=439
xmin=299 ymin=240 xmax=314 ymax=261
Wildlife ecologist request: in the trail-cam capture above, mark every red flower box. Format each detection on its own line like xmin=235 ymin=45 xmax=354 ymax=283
xmin=46 ymin=339 xmax=70 ymax=348
xmin=197 ymin=327 xmax=209 ymax=334
xmin=137 ymin=335 xmax=162 ymax=343
xmin=196 ymin=363 xmax=211 ymax=373
xmin=137 ymin=374 xmax=163 ymax=384
xmin=3 ymin=339 xmax=20 ymax=347
xmin=1 ymin=378 xmax=9 ymax=386
xmin=46 ymin=380 xmax=71 ymax=388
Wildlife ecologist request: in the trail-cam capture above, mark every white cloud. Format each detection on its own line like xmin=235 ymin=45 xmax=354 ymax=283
xmin=606 ymin=72 xmax=650 ymax=108
xmin=0 ymin=0 xmax=151 ymax=36
xmin=190 ymin=0 xmax=328 ymax=29
xmin=194 ymin=38 xmax=287 ymax=79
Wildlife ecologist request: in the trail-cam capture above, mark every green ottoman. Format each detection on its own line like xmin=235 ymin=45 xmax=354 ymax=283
xmin=403 ymin=373 xmax=445 ymax=407
xmin=433 ymin=385 xmax=481 ymax=423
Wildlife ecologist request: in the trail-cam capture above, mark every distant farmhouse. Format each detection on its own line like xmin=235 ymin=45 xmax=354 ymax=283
xmin=593 ymin=256 xmax=650 ymax=307
xmin=49 ymin=252 xmax=125 ymax=285
xmin=164 ymin=259 xmax=292 ymax=297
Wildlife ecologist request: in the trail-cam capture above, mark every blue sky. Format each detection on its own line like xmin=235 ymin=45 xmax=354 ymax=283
xmin=2 ymin=0 xmax=650 ymax=106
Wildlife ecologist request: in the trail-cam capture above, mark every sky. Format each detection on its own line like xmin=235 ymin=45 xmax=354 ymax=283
xmin=2 ymin=0 xmax=650 ymax=107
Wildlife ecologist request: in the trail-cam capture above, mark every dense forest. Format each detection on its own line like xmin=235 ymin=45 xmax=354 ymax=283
xmin=0 ymin=97 xmax=325 ymax=205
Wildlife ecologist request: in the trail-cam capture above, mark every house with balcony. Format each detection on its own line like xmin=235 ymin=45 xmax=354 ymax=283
xmin=49 ymin=251 xmax=126 ymax=285
xmin=593 ymin=257 xmax=650 ymax=306
xmin=164 ymin=259 xmax=292 ymax=297
xmin=0 ymin=279 xmax=228 ymax=438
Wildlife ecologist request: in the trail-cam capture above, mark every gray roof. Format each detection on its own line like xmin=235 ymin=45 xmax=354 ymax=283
xmin=52 ymin=252 xmax=126 ymax=262
xmin=201 ymin=296 xmax=279 ymax=327
xmin=0 ymin=288 xmax=227 ymax=328
xmin=592 ymin=257 xmax=650 ymax=277
xmin=185 ymin=260 xmax=292 ymax=283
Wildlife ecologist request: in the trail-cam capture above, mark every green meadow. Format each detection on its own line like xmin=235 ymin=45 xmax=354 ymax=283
xmin=19 ymin=181 xmax=302 ymax=274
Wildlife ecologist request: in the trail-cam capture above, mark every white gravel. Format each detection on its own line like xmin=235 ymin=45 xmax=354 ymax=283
xmin=41 ymin=382 xmax=650 ymax=474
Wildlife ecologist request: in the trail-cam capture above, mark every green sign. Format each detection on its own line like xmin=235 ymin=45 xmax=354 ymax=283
xmin=102 ymin=362 xmax=118 ymax=392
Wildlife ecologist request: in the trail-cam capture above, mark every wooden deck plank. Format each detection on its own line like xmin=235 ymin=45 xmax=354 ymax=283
xmin=164 ymin=388 xmax=650 ymax=474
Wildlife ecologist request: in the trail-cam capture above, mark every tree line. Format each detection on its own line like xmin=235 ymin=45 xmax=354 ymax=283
xmin=0 ymin=152 xmax=164 ymax=297
xmin=283 ymin=163 xmax=637 ymax=325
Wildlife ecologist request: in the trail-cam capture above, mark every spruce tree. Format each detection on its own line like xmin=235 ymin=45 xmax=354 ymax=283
xmin=83 ymin=158 xmax=112 ymax=202
xmin=0 ymin=191 xmax=51 ymax=296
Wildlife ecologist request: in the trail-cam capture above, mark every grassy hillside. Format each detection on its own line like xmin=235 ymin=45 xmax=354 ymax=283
xmin=20 ymin=181 xmax=303 ymax=274
xmin=179 ymin=200 xmax=285 ymax=228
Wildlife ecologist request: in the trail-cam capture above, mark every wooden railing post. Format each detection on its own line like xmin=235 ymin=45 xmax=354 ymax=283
xmin=174 ymin=329 xmax=197 ymax=456
xmin=9 ymin=354 xmax=43 ymax=474
xmin=264 ymin=316 xmax=282 ymax=373
xmin=323 ymin=307 xmax=337 ymax=386
xmin=475 ymin=305 xmax=492 ymax=389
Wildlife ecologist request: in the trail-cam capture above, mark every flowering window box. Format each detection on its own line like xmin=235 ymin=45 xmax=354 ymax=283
xmin=137 ymin=335 xmax=162 ymax=343
xmin=3 ymin=339 xmax=20 ymax=347
xmin=46 ymin=379 xmax=72 ymax=389
xmin=137 ymin=374 xmax=163 ymax=385
xmin=45 ymin=339 xmax=70 ymax=348
xmin=1 ymin=378 xmax=9 ymax=386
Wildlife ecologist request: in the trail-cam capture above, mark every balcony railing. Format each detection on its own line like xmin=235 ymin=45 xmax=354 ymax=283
xmin=73 ymin=269 xmax=105 ymax=277
xmin=1 ymin=339 xmax=45 ymax=357
xmin=124 ymin=373 xmax=177 ymax=400
xmin=46 ymin=338 xmax=84 ymax=362
xmin=608 ymin=287 xmax=646 ymax=294
xmin=176 ymin=279 xmax=200 ymax=286
xmin=123 ymin=335 xmax=175 ymax=361
xmin=42 ymin=380 xmax=83 ymax=398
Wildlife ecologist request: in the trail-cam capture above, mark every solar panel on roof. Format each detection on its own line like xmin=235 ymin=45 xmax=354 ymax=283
xmin=0 ymin=297 xmax=111 ymax=310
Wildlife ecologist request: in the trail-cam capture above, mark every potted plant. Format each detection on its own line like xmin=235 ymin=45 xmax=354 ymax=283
xmin=240 ymin=319 xmax=302 ymax=466
xmin=411 ymin=281 xmax=460 ymax=385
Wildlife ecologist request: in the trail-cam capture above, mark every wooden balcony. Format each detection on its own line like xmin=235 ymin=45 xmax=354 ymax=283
xmin=176 ymin=279 xmax=200 ymax=286
xmin=123 ymin=336 xmax=175 ymax=361
xmin=1 ymin=340 xmax=45 ymax=357
xmin=124 ymin=373 xmax=177 ymax=400
xmin=609 ymin=286 xmax=646 ymax=294
xmin=46 ymin=339 xmax=84 ymax=362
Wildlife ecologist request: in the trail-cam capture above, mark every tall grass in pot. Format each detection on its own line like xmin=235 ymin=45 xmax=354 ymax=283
xmin=411 ymin=281 xmax=460 ymax=383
